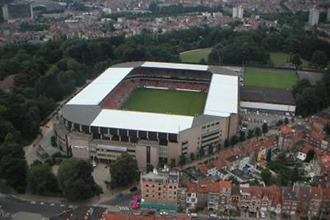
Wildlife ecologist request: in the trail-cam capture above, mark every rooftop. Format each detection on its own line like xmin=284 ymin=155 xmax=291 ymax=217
xmin=62 ymin=62 xmax=238 ymax=134
xmin=240 ymin=86 xmax=295 ymax=105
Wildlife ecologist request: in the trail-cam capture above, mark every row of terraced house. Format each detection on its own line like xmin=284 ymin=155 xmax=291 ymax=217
xmin=140 ymin=170 xmax=330 ymax=219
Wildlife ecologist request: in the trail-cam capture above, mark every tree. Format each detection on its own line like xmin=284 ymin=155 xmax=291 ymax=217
xmin=266 ymin=150 xmax=272 ymax=162
xmin=170 ymin=158 xmax=176 ymax=169
xmin=277 ymin=120 xmax=284 ymax=126
xmin=230 ymin=135 xmax=239 ymax=146
xmin=199 ymin=147 xmax=205 ymax=157
xmin=0 ymin=143 xmax=27 ymax=193
xmin=324 ymin=123 xmax=330 ymax=135
xmin=224 ymin=139 xmax=229 ymax=148
xmin=229 ymin=175 xmax=239 ymax=185
xmin=291 ymin=53 xmax=302 ymax=69
xmin=310 ymin=50 xmax=328 ymax=68
xmin=58 ymin=158 xmax=100 ymax=201
xmin=27 ymin=164 xmax=59 ymax=195
xmin=255 ymin=127 xmax=262 ymax=138
xmin=109 ymin=153 xmax=139 ymax=188
xmin=284 ymin=118 xmax=289 ymax=125
xmin=239 ymin=130 xmax=246 ymax=142
xmin=190 ymin=152 xmax=195 ymax=161
xmin=247 ymin=129 xmax=254 ymax=139
xmin=262 ymin=123 xmax=268 ymax=134
xmin=261 ymin=169 xmax=273 ymax=186
xmin=146 ymin=163 xmax=154 ymax=173
xmin=208 ymin=145 xmax=214 ymax=155
xmin=179 ymin=154 xmax=187 ymax=166
xmin=304 ymin=149 xmax=315 ymax=163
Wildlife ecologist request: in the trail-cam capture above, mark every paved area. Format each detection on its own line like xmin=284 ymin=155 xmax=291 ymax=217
xmin=297 ymin=70 xmax=324 ymax=85
xmin=92 ymin=163 xmax=111 ymax=194
xmin=24 ymin=119 xmax=62 ymax=165
xmin=241 ymin=111 xmax=290 ymax=130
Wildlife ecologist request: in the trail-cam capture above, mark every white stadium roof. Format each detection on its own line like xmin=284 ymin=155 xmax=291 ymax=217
xmin=62 ymin=62 xmax=238 ymax=134
xmin=204 ymin=74 xmax=238 ymax=117
xmin=91 ymin=109 xmax=194 ymax=134
xmin=142 ymin=61 xmax=208 ymax=71
xmin=67 ymin=67 xmax=132 ymax=105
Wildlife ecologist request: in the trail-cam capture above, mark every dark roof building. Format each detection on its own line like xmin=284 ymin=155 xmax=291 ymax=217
xmin=240 ymin=86 xmax=296 ymax=114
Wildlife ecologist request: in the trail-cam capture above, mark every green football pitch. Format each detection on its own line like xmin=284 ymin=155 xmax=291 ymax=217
xmin=122 ymin=88 xmax=207 ymax=116
xmin=244 ymin=67 xmax=298 ymax=89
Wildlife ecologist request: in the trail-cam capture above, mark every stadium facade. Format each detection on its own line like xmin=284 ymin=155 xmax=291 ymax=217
xmin=55 ymin=61 xmax=239 ymax=169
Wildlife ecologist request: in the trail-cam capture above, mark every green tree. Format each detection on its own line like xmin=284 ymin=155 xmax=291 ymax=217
xmin=109 ymin=153 xmax=139 ymax=188
xmin=0 ymin=143 xmax=27 ymax=193
xmin=261 ymin=168 xmax=273 ymax=186
xmin=27 ymin=164 xmax=59 ymax=195
xmin=291 ymin=53 xmax=302 ymax=69
xmin=58 ymin=158 xmax=99 ymax=201
xmin=262 ymin=123 xmax=268 ymax=134
xmin=199 ymin=147 xmax=205 ymax=157
xmin=224 ymin=139 xmax=229 ymax=148
xmin=230 ymin=135 xmax=239 ymax=146
xmin=208 ymin=145 xmax=214 ymax=155
xmin=146 ymin=163 xmax=154 ymax=173
xmin=247 ymin=129 xmax=254 ymax=139
xmin=266 ymin=150 xmax=272 ymax=162
xmin=239 ymin=130 xmax=246 ymax=142
xmin=190 ymin=152 xmax=195 ymax=161
xmin=255 ymin=127 xmax=262 ymax=138
xmin=170 ymin=158 xmax=176 ymax=168
xmin=305 ymin=149 xmax=315 ymax=163
xmin=179 ymin=154 xmax=187 ymax=166
xmin=310 ymin=50 xmax=328 ymax=68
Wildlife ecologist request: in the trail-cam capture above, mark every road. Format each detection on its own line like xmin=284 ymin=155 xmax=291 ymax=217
xmin=0 ymin=193 xmax=64 ymax=218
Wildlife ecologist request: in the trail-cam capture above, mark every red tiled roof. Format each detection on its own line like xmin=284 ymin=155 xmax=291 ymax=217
xmin=309 ymin=131 xmax=326 ymax=141
xmin=197 ymin=164 xmax=208 ymax=175
xmin=322 ymin=188 xmax=330 ymax=200
xmin=321 ymin=155 xmax=330 ymax=168
xmin=211 ymin=160 xmax=222 ymax=169
xmin=280 ymin=125 xmax=294 ymax=134
xmin=300 ymin=145 xmax=311 ymax=154
xmin=187 ymin=179 xmax=231 ymax=193
xmin=267 ymin=185 xmax=282 ymax=206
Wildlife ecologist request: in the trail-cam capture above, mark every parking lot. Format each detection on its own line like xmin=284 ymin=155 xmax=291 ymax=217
xmin=241 ymin=110 xmax=291 ymax=130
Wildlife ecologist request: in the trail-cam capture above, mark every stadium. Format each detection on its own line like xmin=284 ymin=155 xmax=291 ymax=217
xmin=55 ymin=61 xmax=239 ymax=168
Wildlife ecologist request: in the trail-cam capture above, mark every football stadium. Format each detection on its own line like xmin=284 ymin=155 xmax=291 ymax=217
xmin=55 ymin=61 xmax=239 ymax=168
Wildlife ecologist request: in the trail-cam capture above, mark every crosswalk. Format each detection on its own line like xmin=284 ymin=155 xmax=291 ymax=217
xmin=118 ymin=206 xmax=130 ymax=211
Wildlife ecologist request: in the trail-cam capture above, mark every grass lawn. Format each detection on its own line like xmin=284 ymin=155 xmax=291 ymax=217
xmin=180 ymin=48 xmax=211 ymax=63
xmin=122 ymin=88 xmax=207 ymax=116
xmin=270 ymin=52 xmax=309 ymax=67
xmin=244 ymin=67 xmax=298 ymax=89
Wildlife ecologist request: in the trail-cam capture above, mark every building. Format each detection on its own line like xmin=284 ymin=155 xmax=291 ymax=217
xmin=240 ymin=86 xmax=296 ymax=117
xmin=102 ymin=212 xmax=189 ymax=220
xmin=56 ymin=61 xmax=239 ymax=169
xmin=140 ymin=169 xmax=180 ymax=210
xmin=278 ymin=125 xmax=297 ymax=152
xmin=232 ymin=6 xmax=243 ymax=19
xmin=308 ymin=8 xmax=319 ymax=26
xmin=282 ymin=187 xmax=298 ymax=216
xmin=2 ymin=3 xmax=33 ymax=21
xmin=186 ymin=179 xmax=231 ymax=212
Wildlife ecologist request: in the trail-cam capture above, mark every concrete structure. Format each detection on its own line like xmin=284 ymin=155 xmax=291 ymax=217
xmin=140 ymin=168 xmax=180 ymax=210
xmin=232 ymin=5 xmax=243 ymax=19
xmin=55 ymin=61 xmax=239 ymax=169
xmin=308 ymin=8 xmax=319 ymax=26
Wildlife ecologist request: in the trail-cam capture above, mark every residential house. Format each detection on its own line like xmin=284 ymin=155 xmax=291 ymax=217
xmin=296 ymin=144 xmax=311 ymax=161
xmin=230 ymin=185 xmax=240 ymax=210
xmin=320 ymin=188 xmax=330 ymax=218
xmin=306 ymin=131 xmax=326 ymax=149
xmin=294 ymin=184 xmax=311 ymax=217
xmin=309 ymin=187 xmax=323 ymax=217
xmin=218 ymin=168 xmax=230 ymax=180
xmin=282 ymin=187 xmax=298 ymax=216
xmin=186 ymin=179 xmax=231 ymax=211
